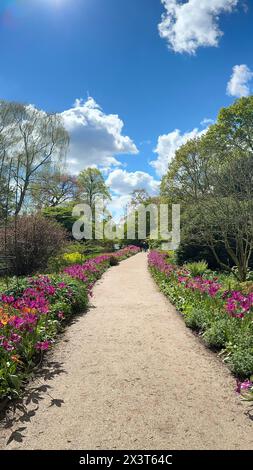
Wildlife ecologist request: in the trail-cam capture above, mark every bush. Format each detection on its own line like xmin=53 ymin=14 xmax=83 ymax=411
xmin=227 ymin=348 xmax=253 ymax=378
xmin=184 ymin=260 xmax=208 ymax=277
xmin=48 ymin=251 xmax=87 ymax=273
xmin=43 ymin=204 xmax=78 ymax=234
xmin=203 ymin=318 xmax=229 ymax=350
xmin=0 ymin=214 xmax=67 ymax=276
xmin=177 ymin=241 xmax=253 ymax=271
xmin=184 ymin=308 xmax=213 ymax=332
xmin=176 ymin=242 xmax=222 ymax=269
xmin=109 ymin=256 xmax=119 ymax=266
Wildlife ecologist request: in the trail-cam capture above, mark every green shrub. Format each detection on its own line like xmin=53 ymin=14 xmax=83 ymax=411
xmin=166 ymin=250 xmax=177 ymax=265
xmin=226 ymin=348 xmax=253 ymax=378
xmin=203 ymin=319 xmax=229 ymax=350
xmin=109 ymin=256 xmax=119 ymax=266
xmin=184 ymin=308 xmax=213 ymax=331
xmin=184 ymin=260 xmax=208 ymax=277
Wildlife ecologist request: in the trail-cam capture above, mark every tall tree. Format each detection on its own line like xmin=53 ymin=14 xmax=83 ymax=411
xmin=0 ymin=100 xmax=69 ymax=215
xmin=130 ymin=189 xmax=150 ymax=208
xmin=77 ymin=168 xmax=111 ymax=207
xmin=161 ymin=97 xmax=253 ymax=281
xmin=31 ymin=169 xmax=78 ymax=209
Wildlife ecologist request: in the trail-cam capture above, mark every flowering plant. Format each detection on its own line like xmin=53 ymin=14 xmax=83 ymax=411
xmin=148 ymin=250 xmax=253 ymax=396
xmin=0 ymin=246 xmax=140 ymax=399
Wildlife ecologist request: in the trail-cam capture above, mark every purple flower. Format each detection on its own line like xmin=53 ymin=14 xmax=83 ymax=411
xmin=10 ymin=333 xmax=22 ymax=344
xmin=35 ymin=340 xmax=51 ymax=351
xmin=58 ymin=282 xmax=67 ymax=289
xmin=0 ymin=294 xmax=15 ymax=304
xmin=9 ymin=316 xmax=25 ymax=329
xmin=236 ymin=379 xmax=253 ymax=394
xmin=1 ymin=340 xmax=15 ymax=352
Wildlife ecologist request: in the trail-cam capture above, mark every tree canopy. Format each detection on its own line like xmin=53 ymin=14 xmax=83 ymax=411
xmin=161 ymin=96 xmax=253 ymax=281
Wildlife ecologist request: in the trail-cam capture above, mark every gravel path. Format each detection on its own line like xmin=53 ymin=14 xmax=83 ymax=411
xmin=0 ymin=253 xmax=252 ymax=450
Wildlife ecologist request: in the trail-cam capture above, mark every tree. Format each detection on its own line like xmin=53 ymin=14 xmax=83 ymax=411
xmin=130 ymin=189 xmax=150 ymax=208
xmin=0 ymin=100 xmax=69 ymax=215
xmin=43 ymin=204 xmax=79 ymax=234
xmin=77 ymin=168 xmax=111 ymax=207
xmin=161 ymin=97 xmax=253 ymax=281
xmin=0 ymin=103 xmax=17 ymax=221
xmin=161 ymin=138 xmax=211 ymax=204
xmin=31 ymin=169 xmax=78 ymax=209
xmin=207 ymin=96 xmax=253 ymax=155
xmin=121 ymin=189 xmax=161 ymax=245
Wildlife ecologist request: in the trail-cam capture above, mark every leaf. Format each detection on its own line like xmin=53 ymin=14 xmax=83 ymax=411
xmin=9 ymin=375 xmax=21 ymax=390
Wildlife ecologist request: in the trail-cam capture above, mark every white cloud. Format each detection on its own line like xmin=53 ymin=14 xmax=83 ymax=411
xmin=226 ymin=64 xmax=253 ymax=97
xmin=61 ymin=97 xmax=138 ymax=173
xmin=106 ymin=169 xmax=160 ymax=196
xmin=107 ymin=194 xmax=132 ymax=222
xmin=151 ymin=128 xmax=205 ymax=177
xmin=106 ymin=170 xmax=160 ymax=222
xmin=201 ymin=117 xmax=215 ymax=127
xmin=159 ymin=0 xmax=238 ymax=55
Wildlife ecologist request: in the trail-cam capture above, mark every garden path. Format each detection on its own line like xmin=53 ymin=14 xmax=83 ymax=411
xmin=1 ymin=253 xmax=253 ymax=450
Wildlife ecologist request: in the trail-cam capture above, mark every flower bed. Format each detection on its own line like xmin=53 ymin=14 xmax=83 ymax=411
xmin=0 ymin=245 xmax=140 ymax=400
xmin=148 ymin=251 xmax=253 ymax=399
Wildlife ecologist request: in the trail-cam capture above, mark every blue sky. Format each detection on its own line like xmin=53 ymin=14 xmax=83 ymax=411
xmin=0 ymin=0 xmax=253 ymax=210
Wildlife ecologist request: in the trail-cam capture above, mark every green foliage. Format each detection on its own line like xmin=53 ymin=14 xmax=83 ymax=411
xmin=47 ymin=241 xmax=113 ymax=273
xmin=184 ymin=260 xmax=208 ymax=277
xmin=150 ymin=263 xmax=253 ymax=380
xmin=31 ymin=170 xmax=78 ymax=209
xmin=226 ymin=348 xmax=253 ymax=378
xmin=176 ymin=240 xmax=236 ymax=271
xmin=77 ymin=168 xmax=111 ymax=206
xmin=166 ymin=251 xmax=177 ymax=265
xmin=184 ymin=308 xmax=213 ymax=332
xmin=43 ymin=204 xmax=78 ymax=233
xmin=161 ymin=96 xmax=253 ymax=281
xmin=203 ymin=319 xmax=230 ymax=350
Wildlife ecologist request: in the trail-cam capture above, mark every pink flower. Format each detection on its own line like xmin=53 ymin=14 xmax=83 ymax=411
xmin=1 ymin=340 xmax=15 ymax=352
xmin=35 ymin=341 xmax=51 ymax=351
xmin=58 ymin=282 xmax=67 ymax=289
xmin=225 ymin=291 xmax=253 ymax=318
xmin=236 ymin=379 xmax=253 ymax=393
xmin=9 ymin=316 xmax=24 ymax=329
xmin=10 ymin=333 xmax=21 ymax=344
xmin=0 ymin=294 xmax=15 ymax=304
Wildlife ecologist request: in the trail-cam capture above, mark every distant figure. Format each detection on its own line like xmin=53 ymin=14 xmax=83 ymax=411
xmin=143 ymin=242 xmax=148 ymax=252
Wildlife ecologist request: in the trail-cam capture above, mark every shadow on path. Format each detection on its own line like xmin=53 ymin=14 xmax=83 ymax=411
xmin=0 ymin=360 xmax=66 ymax=446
